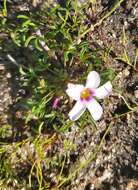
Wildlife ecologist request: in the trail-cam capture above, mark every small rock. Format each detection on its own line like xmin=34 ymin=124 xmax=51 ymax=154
xmin=134 ymin=90 xmax=138 ymax=98
xmin=6 ymin=72 xmax=11 ymax=78
xmin=0 ymin=64 xmax=5 ymax=70
xmin=124 ymin=69 xmax=130 ymax=77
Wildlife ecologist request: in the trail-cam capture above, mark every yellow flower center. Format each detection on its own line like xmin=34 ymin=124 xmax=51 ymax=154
xmin=80 ymin=88 xmax=92 ymax=100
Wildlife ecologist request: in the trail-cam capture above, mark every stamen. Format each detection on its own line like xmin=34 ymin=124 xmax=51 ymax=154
xmin=80 ymin=88 xmax=94 ymax=101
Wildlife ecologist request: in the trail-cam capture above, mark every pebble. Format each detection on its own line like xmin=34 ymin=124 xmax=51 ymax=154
xmin=6 ymin=72 xmax=12 ymax=78
xmin=124 ymin=69 xmax=130 ymax=77
xmin=0 ymin=64 xmax=5 ymax=70
xmin=134 ymin=90 xmax=138 ymax=98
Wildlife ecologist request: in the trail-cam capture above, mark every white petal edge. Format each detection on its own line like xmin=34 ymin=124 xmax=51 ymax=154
xmin=86 ymin=71 xmax=100 ymax=89
xmin=95 ymin=81 xmax=112 ymax=99
xmin=86 ymin=99 xmax=103 ymax=121
xmin=69 ymin=100 xmax=86 ymax=121
xmin=66 ymin=83 xmax=84 ymax=100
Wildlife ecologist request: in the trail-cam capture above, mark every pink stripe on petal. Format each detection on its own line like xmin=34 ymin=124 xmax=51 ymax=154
xmin=69 ymin=100 xmax=86 ymax=121
xmin=95 ymin=81 xmax=112 ymax=99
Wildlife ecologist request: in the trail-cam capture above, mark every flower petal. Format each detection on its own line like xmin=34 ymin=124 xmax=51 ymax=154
xmin=86 ymin=99 xmax=103 ymax=121
xmin=69 ymin=100 xmax=86 ymax=121
xmin=86 ymin=71 xmax=100 ymax=88
xmin=95 ymin=81 xmax=112 ymax=99
xmin=66 ymin=83 xmax=84 ymax=100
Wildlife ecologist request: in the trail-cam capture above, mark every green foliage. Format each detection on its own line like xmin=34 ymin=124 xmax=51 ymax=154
xmin=0 ymin=125 xmax=12 ymax=138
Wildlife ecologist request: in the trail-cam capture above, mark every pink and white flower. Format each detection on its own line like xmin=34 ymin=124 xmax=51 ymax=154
xmin=66 ymin=71 xmax=112 ymax=121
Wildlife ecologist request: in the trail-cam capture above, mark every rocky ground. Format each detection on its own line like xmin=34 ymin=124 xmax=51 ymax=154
xmin=65 ymin=1 xmax=138 ymax=189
